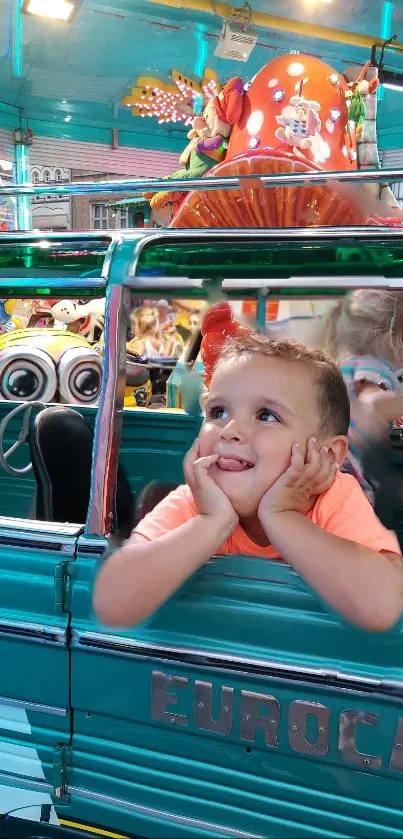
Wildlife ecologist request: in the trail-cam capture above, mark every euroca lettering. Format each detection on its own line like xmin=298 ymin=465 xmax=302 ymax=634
xmin=151 ymin=671 xmax=403 ymax=772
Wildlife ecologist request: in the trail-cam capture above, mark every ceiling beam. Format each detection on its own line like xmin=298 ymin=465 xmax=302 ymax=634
xmin=148 ymin=0 xmax=403 ymax=52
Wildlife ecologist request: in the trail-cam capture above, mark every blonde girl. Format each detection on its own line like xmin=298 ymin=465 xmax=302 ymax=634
xmin=325 ymin=290 xmax=403 ymax=501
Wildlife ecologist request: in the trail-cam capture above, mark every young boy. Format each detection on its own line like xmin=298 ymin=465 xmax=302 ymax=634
xmin=94 ymin=332 xmax=403 ymax=632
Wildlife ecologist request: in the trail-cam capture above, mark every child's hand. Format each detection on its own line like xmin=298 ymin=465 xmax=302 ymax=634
xmin=356 ymin=387 xmax=403 ymax=432
xmin=258 ymin=437 xmax=338 ymax=521
xmin=184 ymin=440 xmax=239 ymax=530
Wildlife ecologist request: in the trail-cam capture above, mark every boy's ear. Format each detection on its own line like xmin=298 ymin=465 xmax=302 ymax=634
xmin=327 ymin=435 xmax=348 ymax=465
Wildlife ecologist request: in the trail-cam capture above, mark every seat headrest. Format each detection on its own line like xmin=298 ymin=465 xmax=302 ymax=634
xmin=126 ymin=362 xmax=150 ymax=387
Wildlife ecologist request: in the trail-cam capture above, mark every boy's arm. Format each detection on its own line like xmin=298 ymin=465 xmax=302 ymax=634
xmin=260 ymin=511 xmax=403 ymax=631
xmin=93 ymin=444 xmax=238 ymax=627
xmin=258 ymin=441 xmax=403 ymax=632
xmin=93 ymin=514 xmax=234 ymax=628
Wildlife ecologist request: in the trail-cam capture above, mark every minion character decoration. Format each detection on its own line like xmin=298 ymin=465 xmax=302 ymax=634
xmin=0 ymin=329 xmax=103 ymax=404
xmin=124 ymin=361 xmax=152 ymax=408
xmin=93 ymin=336 xmax=153 ymax=409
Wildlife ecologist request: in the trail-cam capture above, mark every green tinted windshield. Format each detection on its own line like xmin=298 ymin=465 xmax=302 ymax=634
xmin=135 ymin=235 xmax=403 ymax=280
xmin=0 ymin=235 xmax=111 ymax=296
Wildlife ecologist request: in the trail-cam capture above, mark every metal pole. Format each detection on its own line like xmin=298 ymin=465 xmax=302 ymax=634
xmin=14 ymin=142 xmax=31 ymax=231
xmin=1 ymin=168 xmax=403 ymax=197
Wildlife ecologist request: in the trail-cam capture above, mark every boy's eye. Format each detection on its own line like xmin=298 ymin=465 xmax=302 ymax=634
xmin=207 ymin=405 xmax=229 ymax=421
xmin=258 ymin=408 xmax=279 ymax=423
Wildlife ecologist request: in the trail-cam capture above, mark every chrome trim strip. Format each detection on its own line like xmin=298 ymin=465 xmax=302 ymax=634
xmin=0 ymin=277 xmax=105 ymax=289
xmin=0 ymin=771 xmax=54 ymax=795
xmin=0 ymin=231 xmax=114 ymax=242
xmin=224 ymin=275 xmax=402 ymax=289
xmin=86 ymin=283 xmax=131 ymax=537
xmin=69 ymin=786 xmax=263 ymax=838
xmin=0 ymin=517 xmax=81 ymax=538
xmin=0 ymin=695 xmax=67 ymax=717
xmin=0 ymin=619 xmax=66 ymax=645
xmin=101 ymin=236 xmax=121 ymax=281
xmin=1 ymin=167 xmax=403 ymax=196
xmin=0 ymin=534 xmax=77 ymax=553
xmin=126 ymin=275 xmax=403 ymax=292
xmin=78 ymin=535 xmax=107 ymax=557
xmin=73 ymin=631 xmax=403 ymax=697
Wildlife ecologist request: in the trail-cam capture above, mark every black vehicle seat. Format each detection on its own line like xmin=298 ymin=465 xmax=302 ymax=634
xmin=29 ymin=405 xmax=134 ymax=538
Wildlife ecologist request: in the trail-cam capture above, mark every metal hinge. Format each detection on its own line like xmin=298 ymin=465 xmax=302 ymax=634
xmin=54 ymin=560 xmax=72 ymax=614
xmin=53 ymin=743 xmax=70 ymax=801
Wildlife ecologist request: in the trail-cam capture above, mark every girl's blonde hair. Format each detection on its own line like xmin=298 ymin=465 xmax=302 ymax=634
xmin=325 ymin=290 xmax=403 ymax=364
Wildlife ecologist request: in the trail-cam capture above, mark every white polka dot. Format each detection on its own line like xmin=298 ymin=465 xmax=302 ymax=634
xmin=268 ymin=78 xmax=278 ymax=88
xmin=326 ymin=119 xmax=335 ymax=133
xmin=287 ymin=62 xmax=305 ymax=77
xmin=246 ymin=110 xmax=264 ymax=135
xmin=322 ymin=141 xmax=331 ymax=159
xmin=342 ymin=145 xmax=348 ymax=157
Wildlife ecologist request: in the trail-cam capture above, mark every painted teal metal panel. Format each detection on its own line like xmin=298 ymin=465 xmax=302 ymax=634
xmin=70 ymin=546 xmax=403 ymax=837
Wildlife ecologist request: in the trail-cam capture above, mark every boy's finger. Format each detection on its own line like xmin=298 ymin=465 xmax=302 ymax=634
xmin=193 ymin=454 xmax=219 ymax=482
xmin=318 ymin=445 xmax=333 ymax=478
xmin=283 ymin=444 xmax=304 ymax=485
xmin=190 ymin=438 xmax=200 ymax=458
xmin=183 ymin=439 xmax=200 ymax=484
xmin=313 ymin=460 xmax=338 ymax=494
xmin=308 ymin=445 xmax=330 ymax=479
xmin=184 ymin=438 xmax=199 ymax=465
xmin=304 ymin=443 xmax=328 ymax=483
xmin=291 ymin=442 xmax=304 ymax=469
xmin=306 ymin=436 xmax=320 ymax=466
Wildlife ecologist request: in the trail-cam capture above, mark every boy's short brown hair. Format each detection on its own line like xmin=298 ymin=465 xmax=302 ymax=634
xmin=217 ymin=332 xmax=350 ymax=437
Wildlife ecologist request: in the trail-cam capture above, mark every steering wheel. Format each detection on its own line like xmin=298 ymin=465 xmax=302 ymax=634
xmin=0 ymin=402 xmax=47 ymax=476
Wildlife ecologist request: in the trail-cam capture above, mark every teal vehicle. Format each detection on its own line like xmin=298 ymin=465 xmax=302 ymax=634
xmin=0 ymin=226 xmax=401 ymax=838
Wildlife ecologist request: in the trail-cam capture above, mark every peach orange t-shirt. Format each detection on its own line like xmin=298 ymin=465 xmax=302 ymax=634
xmin=134 ymin=471 xmax=401 ymax=558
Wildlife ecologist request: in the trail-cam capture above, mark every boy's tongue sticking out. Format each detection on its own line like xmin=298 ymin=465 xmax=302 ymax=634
xmin=217 ymin=456 xmax=254 ymax=472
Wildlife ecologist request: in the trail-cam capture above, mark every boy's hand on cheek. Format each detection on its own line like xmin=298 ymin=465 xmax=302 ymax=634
xmin=184 ymin=440 xmax=239 ymax=531
xmin=258 ymin=437 xmax=338 ymax=523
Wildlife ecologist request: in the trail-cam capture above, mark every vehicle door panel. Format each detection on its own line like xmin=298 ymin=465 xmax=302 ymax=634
xmin=70 ymin=548 xmax=403 ymax=838
xmin=0 ymin=519 xmax=81 ymax=823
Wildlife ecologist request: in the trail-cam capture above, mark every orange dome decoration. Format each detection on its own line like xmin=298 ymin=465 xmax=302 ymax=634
xmin=170 ymin=54 xmax=402 ymax=229
xmin=226 ymin=54 xmax=355 ymax=170
xmin=201 ymin=302 xmax=251 ymax=386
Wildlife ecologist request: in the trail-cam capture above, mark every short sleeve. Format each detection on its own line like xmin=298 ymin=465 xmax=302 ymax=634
xmin=313 ymin=472 xmax=401 ymax=555
xmin=133 ymin=484 xmax=196 ymax=542
xmin=347 ymin=357 xmax=399 ymax=391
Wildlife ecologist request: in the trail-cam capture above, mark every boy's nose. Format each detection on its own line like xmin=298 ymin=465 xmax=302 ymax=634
xmin=220 ymin=418 xmax=247 ymax=442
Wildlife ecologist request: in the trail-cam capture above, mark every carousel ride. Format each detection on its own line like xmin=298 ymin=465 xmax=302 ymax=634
xmin=140 ymin=52 xmax=403 ymax=229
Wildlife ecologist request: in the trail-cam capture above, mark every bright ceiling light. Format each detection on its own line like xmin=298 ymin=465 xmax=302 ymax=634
xmin=22 ymin=0 xmax=79 ymax=23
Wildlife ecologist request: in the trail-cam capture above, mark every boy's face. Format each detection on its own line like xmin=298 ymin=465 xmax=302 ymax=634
xmin=199 ymin=353 xmax=326 ymax=518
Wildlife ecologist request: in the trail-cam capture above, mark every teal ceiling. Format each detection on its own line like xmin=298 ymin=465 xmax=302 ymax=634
xmin=0 ymin=0 xmax=403 ymax=152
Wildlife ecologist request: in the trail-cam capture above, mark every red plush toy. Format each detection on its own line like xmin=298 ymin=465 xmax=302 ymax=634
xmin=201 ymin=302 xmax=250 ymax=386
